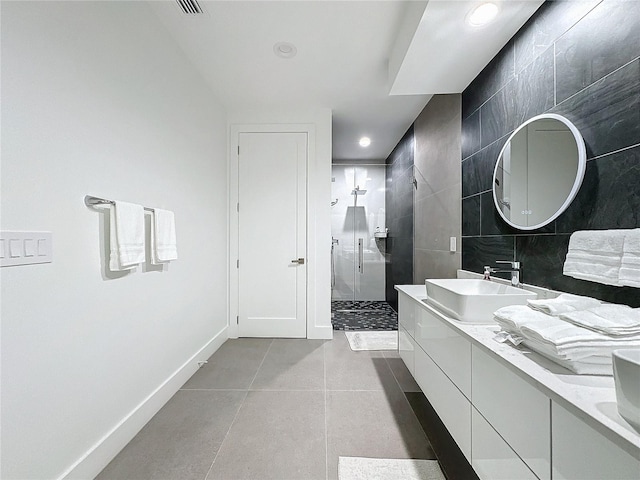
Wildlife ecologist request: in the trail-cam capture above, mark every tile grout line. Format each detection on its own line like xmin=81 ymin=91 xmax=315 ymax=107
xmin=202 ymin=339 xmax=275 ymax=480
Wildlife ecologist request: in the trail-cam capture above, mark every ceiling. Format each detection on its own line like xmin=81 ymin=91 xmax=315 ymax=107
xmin=150 ymin=0 xmax=544 ymax=162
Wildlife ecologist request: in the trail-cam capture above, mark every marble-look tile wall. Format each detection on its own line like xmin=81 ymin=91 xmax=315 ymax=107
xmin=385 ymin=126 xmax=414 ymax=310
xmin=462 ymin=0 xmax=640 ymax=306
xmin=414 ymin=94 xmax=462 ymax=283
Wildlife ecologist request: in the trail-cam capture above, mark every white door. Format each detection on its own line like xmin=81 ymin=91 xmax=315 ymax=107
xmin=238 ymin=132 xmax=307 ymax=337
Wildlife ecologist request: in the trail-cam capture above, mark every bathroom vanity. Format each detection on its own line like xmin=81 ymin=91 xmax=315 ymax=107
xmin=396 ymin=283 xmax=640 ymax=480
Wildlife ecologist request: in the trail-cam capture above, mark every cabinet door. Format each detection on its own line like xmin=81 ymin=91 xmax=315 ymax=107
xmin=415 ymin=307 xmax=471 ymax=398
xmin=472 ymin=347 xmax=550 ymax=480
xmin=398 ymin=325 xmax=415 ymax=376
xmin=415 ymin=346 xmax=471 ymax=460
xmin=552 ymin=401 xmax=640 ymax=480
xmin=472 ymin=407 xmax=539 ymax=480
xmin=398 ymin=292 xmax=416 ymax=338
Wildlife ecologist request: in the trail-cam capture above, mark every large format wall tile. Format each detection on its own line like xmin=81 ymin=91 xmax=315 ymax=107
xmin=480 ymin=48 xmax=554 ymax=148
xmin=555 ymin=0 xmax=640 ymax=103
xmin=463 ymin=43 xmax=515 ymax=119
xmin=462 ymin=109 xmax=481 ymax=160
xmin=414 ymin=249 xmax=460 ymax=283
xmin=556 ymin=146 xmax=640 ymax=232
xmin=553 ymin=58 xmax=640 ymax=158
xmin=514 ymin=0 xmax=601 ymax=74
xmin=462 ymin=0 xmax=640 ymax=306
xmin=415 ymin=185 xmax=461 ymax=251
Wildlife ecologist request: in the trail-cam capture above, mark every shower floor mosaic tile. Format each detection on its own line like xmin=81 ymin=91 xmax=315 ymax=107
xmin=331 ymin=300 xmax=398 ymax=331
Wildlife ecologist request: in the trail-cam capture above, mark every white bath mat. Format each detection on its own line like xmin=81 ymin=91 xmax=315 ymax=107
xmin=344 ymin=331 xmax=398 ymax=351
xmin=338 ymin=457 xmax=446 ymax=480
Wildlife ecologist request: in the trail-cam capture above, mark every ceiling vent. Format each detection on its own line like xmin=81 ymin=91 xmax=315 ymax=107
xmin=177 ymin=0 xmax=204 ymax=15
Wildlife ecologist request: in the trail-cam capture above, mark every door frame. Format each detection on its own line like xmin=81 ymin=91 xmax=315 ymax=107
xmin=228 ymin=123 xmax=316 ymax=339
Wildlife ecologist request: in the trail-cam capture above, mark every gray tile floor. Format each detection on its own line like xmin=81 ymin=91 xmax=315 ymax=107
xmin=97 ymin=334 xmax=436 ymax=480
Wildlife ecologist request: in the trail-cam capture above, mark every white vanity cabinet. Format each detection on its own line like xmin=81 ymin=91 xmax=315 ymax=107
xmin=472 ymin=347 xmax=550 ymax=480
xmin=551 ymin=402 xmax=640 ymax=480
xmin=395 ymin=285 xmax=640 ymax=480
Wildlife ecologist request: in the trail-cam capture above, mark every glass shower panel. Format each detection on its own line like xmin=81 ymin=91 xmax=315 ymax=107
xmin=331 ymin=165 xmax=386 ymax=303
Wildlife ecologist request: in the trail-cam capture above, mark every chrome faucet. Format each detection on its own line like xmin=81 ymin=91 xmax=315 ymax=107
xmin=483 ymin=260 xmax=521 ymax=287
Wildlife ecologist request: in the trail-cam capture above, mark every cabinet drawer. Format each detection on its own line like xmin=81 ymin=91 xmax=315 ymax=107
xmin=552 ymin=401 xmax=640 ymax=480
xmin=472 ymin=346 xmax=550 ymax=480
xmin=415 ymin=345 xmax=471 ymax=460
xmin=398 ymin=292 xmax=416 ymax=338
xmin=472 ymin=407 xmax=539 ymax=480
xmin=416 ymin=307 xmax=471 ymax=397
xmin=398 ymin=325 xmax=415 ymax=376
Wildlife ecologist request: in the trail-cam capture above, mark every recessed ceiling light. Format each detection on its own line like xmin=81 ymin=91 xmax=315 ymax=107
xmin=467 ymin=2 xmax=499 ymax=27
xmin=273 ymin=42 xmax=297 ymax=59
xmin=359 ymin=137 xmax=371 ymax=147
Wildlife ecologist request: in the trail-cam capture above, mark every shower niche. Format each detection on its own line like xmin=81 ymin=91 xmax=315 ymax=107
xmin=331 ymin=165 xmax=386 ymax=304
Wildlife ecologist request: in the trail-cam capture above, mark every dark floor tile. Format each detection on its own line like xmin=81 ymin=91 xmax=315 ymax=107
xmin=96 ymin=390 xmax=246 ymax=480
xmin=555 ymin=0 xmax=640 ymax=103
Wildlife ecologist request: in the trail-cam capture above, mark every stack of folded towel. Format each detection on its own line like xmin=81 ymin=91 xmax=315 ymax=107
xmin=563 ymin=228 xmax=640 ymax=287
xmin=494 ymin=298 xmax=640 ymax=376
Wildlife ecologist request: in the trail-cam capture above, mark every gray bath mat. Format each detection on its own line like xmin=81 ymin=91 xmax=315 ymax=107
xmin=338 ymin=457 xmax=446 ymax=480
xmin=344 ymin=331 xmax=398 ymax=351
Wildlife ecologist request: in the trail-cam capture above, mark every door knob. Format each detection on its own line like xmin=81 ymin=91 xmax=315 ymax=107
xmin=291 ymin=258 xmax=305 ymax=265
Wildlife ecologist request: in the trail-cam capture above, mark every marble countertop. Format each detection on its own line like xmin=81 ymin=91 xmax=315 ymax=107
xmin=395 ymin=283 xmax=640 ymax=459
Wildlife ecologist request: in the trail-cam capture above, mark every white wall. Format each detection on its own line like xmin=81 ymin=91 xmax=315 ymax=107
xmin=228 ymin=109 xmax=333 ymax=340
xmin=0 ymin=2 xmax=228 ymax=479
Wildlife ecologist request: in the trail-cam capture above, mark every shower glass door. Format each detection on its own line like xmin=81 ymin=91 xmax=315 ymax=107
xmin=331 ymin=165 xmax=386 ymax=308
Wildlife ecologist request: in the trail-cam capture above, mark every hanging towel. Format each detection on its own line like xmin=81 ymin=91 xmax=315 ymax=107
xmin=562 ymin=230 xmax=628 ymax=286
xmin=620 ymin=229 xmax=640 ymax=287
xmin=527 ymin=293 xmax=602 ymax=316
xmin=109 ymin=201 xmax=145 ymax=271
xmin=151 ymin=208 xmax=178 ymax=264
xmin=559 ymin=304 xmax=640 ymax=336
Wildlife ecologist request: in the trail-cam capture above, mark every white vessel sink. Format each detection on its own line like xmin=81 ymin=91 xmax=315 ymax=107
xmin=613 ymin=349 xmax=640 ymax=431
xmin=424 ymin=278 xmax=536 ymax=323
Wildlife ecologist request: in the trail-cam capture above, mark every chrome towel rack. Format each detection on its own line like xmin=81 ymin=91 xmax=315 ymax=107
xmin=84 ymin=195 xmax=155 ymax=212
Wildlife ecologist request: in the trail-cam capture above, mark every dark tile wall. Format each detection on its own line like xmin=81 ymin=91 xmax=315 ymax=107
xmin=461 ymin=0 xmax=640 ymax=306
xmin=385 ymin=126 xmax=415 ymax=310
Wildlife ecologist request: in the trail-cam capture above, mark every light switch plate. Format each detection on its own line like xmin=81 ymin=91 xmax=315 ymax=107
xmin=449 ymin=236 xmax=457 ymax=253
xmin=0 ymin=231 xmax=52 ymax=267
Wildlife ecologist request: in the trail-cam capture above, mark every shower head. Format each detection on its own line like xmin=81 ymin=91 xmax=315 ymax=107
xmin=351 ymin=186 xmax=367 ymax=195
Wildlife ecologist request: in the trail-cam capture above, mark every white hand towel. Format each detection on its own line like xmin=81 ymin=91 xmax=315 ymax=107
xmin=493 ymin=305 xmax=556 ymax=334
xmin=527 ymin=293 xmax=602 ymax=316
xmin=620 ymin=229 xmax=640 ymax=287
xmin=562 ymin=230 xmax=629 ymax=286
xmin=559 ymin=304 xmax=640 ymax=336
xmin=109 ymin=201 xmax=145 ymax=271
xmin=151 ymin=208 xmax=177 ymax=264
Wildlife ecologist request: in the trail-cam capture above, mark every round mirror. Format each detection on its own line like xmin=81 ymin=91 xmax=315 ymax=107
xmin=492 ymin=113 xmax=586 ymax=230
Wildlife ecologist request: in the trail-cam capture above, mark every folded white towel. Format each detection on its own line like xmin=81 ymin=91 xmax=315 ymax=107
xmin=151 ymin=208 xmax=177 ymax=264
xmin=559 ymin=304 xmax=640 ymax=336
xmin=524 ymin=345 xmax=613 ymax=376
xmin=109 ymin=201 xmax=145 ymax=271
xmin=563 ymin=230 xmax=628 ymax=286
xmin=493 ymin=305 xmax=556 ymax=334
xmin=520 ymin=321 xmax=640 ymax=352
xmin=620 ymin=229 xmax=640 ymax=287
xmin=527 ymin=293 xmax=602 ymax=316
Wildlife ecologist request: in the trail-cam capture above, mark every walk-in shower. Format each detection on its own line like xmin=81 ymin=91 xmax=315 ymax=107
xmin=331 ymin=164 xmax=396 ymax=330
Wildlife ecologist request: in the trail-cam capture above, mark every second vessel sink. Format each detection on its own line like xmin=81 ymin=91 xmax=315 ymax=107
xmin=424 ymin=278 xmax=536 ymax=323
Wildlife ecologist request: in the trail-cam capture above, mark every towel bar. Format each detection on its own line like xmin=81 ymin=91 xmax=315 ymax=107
xmin=84 ymin=195 xmax=155 ymax=212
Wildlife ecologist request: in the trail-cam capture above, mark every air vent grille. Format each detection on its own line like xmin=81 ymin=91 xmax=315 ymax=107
xmin=177 ymin=0 xmax=203 ymax=15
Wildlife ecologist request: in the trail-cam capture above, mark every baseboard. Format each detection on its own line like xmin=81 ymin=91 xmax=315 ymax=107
xmin=59 ymin=327 xmax=228 ymax=480
xmin=307 ymin=324 xmax=333 ymax=340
